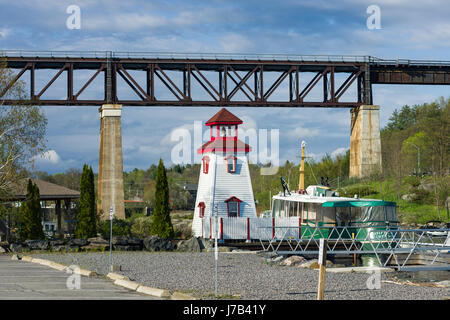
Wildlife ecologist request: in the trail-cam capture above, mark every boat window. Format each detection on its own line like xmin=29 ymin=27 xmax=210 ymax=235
xmin=322 ymin=207 xmax=335 ymax=225
xmin=289 ymin=202 xmax=297 ymax=217
xmin=279 ymin=200 xmax=286 ymax=217
xmin=272 ymin=199 xmax=280 ymax=217
xmin=385 ymin=206 xmax=397 ymax=221
xmin=307 ymin=203 xmax=318 ymax=223
xmin=300 ymin=203 xmax=308 ymax=221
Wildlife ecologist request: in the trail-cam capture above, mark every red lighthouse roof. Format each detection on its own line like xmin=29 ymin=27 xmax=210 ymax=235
xmin=205 ymin=108 xmax=243 ymax=126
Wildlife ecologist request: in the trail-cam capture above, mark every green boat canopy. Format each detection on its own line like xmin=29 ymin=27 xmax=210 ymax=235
xmin=322 ymin=200 xmax=396 ymax=208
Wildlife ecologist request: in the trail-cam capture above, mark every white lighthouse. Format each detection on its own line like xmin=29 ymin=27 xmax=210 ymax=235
xmin=191 ymin=108 xmax=257 ymax=237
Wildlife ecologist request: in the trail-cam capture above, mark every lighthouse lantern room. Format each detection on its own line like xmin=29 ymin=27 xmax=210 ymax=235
xmin=192 ymin=108 xmax=257 ymax=237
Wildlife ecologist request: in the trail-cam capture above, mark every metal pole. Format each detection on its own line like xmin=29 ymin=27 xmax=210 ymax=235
xmin=214 ymin=204 xmax=218 ymax=297
xmin=109 ymin=206 xmax=113 ymax=272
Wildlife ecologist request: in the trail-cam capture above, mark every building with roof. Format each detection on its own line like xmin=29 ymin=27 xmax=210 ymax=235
xmin=192 ymin=108 xmax=257 ymax=237
xmin=1 ymin=178 xmax=80 ymax=239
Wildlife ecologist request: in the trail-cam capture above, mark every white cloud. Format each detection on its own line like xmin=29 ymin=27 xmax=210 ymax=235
xmin=331 ymin=147 xmax=348 ymax=158
xmin=286 ymin=126 xmax=321 ymax=139
xmin=33 ymin=150 xmax=61 ymax=165
xmin=0 ymin=28 xmax=10 ymax=39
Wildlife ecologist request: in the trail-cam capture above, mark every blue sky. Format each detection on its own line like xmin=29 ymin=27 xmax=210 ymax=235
xmin=1 ymin=0 xmax=449 ymax=173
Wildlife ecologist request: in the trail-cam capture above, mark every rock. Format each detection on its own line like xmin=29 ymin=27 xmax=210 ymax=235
xmin=49 ymin=240 xmax=65 ymax=247
xmin=9 ymin=243 xmax=26 ymax=253
xmin=401 ymin=194 xmax=417 ymax=202
xmin=111 ymin=236 xmax=128 ymax=246
xmin=126 ymin=237 xmax=143 ymax=247
xmin=0 ymin=241 xmax=9 ymax=253
xmin=25 ymin=240 xmax=49 ymax=250
xmin=176 ymin=237 xmax=201 ymax=252
xmin=298 ymin=259 xmax=333 ymax=269
xmin=271 ymin=255 xmax=284 ymax=262
xmin=88 ymin=237 xmax=109 ymax=245
xmin=81 ymin=238 xmax=109 ymax=251
xmin=198 ymin=238 xmax=213 ymax=251
xmin=143 ymin=236 xmax=174 ymax=252
xmin=419 ymin=183 xmax=435 ymax=192
xmin=68 ymin=239 xmax=89 ymax=247
xmin=206 ymin=246 xmax=232 ymax=253
xmin=280 ymin=255 xmax=307 ymax=266
xmin=52 ymin=245 xmax=71 ymax=252
xmin=11 ymin=254 xmax=21 ymax=260
xmin=436 ymin=280 xmax=450 ymax=288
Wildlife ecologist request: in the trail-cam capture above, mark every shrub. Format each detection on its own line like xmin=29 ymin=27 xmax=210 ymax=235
xmin=130 ymin=216 xmax=153 ymax=238
xmin=99 ymin=220 xmax=131 ymax=239
xmin=338 ymin=185 xmax=378 ymax=197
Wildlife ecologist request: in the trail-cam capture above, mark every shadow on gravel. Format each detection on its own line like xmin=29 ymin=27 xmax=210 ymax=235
xmin=286 ymin=288 xmax=371 ymax=296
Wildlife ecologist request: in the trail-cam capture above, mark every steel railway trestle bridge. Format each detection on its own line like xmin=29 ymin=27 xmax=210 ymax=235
xmin=1 ymin=50 xmax=450 ymax=220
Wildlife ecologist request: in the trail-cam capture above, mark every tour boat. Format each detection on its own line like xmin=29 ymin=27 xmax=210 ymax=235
xmin=269 ymin=141 xmax=399 ymax=246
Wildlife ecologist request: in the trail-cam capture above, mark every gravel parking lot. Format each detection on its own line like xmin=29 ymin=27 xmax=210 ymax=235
xmin=32 ymin=251 xmax=449 ymax=300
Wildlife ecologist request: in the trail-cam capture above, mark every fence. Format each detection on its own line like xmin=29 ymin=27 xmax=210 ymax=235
xmin=200 ymin=217 xmax=301 ymax=241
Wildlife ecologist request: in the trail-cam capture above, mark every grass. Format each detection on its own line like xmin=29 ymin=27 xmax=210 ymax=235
xmin=340 ymin=176 xmax=449 ymax=225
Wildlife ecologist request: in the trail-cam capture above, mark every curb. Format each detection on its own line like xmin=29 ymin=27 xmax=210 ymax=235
xmin=114 ymin=279 xmax=140 ymax=291
xmin=106 ymin=272 xmax=129 ymax=281
xmin=19 ymin=255 xmax=197 ymax=300
xmin=137 ymin=285 xmax=171 ymax=298
xmin=21 ymin=255 xmax=94 ymax=276
xmin=171 ymin=291 xmax=198 ymax=300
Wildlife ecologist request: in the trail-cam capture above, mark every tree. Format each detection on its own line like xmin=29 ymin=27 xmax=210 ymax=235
xmin=75 ymin=164 xmax=97 ymax=238
xmin=0 ymin=60 xmax=47 ymax=198
xmin=18 ymin=179 xmax=44 ymax=241
xmin=150 ymin=158 xmax=174 ymax=238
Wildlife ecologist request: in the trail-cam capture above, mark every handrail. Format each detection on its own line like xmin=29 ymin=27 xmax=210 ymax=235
xmin=1 ymin=50 xmax=449 ymax=66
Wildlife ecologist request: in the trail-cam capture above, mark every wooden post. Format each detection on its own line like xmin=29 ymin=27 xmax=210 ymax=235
xmin=352 ymin=233 xmax=357 ymax=266
xmin=317 ymin=238 xmax=327 ymax=300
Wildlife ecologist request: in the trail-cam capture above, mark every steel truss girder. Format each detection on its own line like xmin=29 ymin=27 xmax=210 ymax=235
xmin=0 ymin=57 xmax=376 ymax=107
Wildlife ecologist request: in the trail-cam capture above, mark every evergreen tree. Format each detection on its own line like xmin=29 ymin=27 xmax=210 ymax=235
xmin=75 ymin=164 xmax=97 ymax=238
xmin=150 ymin=158 xmax=174 ymax=238
xmin=19 ymin=179 xmax=44 ymax=241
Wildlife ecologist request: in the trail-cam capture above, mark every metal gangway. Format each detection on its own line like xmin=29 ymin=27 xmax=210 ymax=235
xmin=258 ymin=226 xmax=450 ymax=271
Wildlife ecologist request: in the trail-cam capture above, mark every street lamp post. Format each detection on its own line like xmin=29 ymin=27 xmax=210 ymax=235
xmin=407 ymin=142 xmax=421 ymax=176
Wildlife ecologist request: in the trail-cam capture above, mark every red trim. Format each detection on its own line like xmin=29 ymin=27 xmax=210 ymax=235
xmin=220 ymin=218 xmax=223 ymax=240
xmin=272 ymin=218 xmax=275 ymax=239
xmin=206 ymin=121 xmax=242 ymax=126
xmin=247 ymin=217 xmax=250 ymax=240
xmin=202 ymin=156 xmax=210 ymax=174
xmin=226 ymin=155 xmax=237 ymax=173
xmin=225 ymin=196 xmax=241 ymax=217
xmin=299 ymin=217 xmax=302 ymax=238
xmin=198 ymin=202 xmax=205 ymax=218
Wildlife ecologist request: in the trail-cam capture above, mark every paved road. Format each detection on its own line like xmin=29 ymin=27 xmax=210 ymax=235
xmin=0 ymin=255 xmax=159 ymax=300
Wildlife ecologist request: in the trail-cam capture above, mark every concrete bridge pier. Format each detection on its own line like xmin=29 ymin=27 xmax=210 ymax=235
xmin=349 ymin=105 xmax=382 ymax=178
xmin=98 ymin=104 xmax=125 ymax=220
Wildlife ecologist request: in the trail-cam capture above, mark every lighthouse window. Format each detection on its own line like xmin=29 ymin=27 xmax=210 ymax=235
xmin=198 ymin=202 xmax=206 ymax=218
xmin=202 ymin=156 xmax=210 ymax=174
xmin=228 ymin=202 xmax=238 ymax=217
xmin=225 ymin=196 xmax=242 ymax=217
xmin=226 ymin=156 xmax=237 ymax=173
